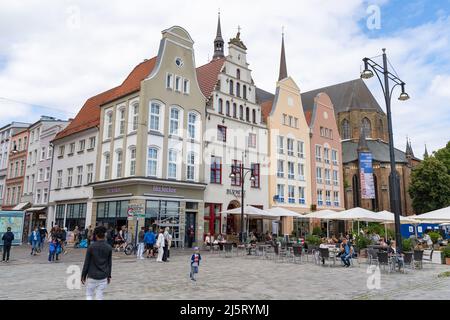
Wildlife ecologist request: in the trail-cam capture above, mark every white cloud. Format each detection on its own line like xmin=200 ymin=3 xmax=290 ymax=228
xmin=0 ymin=0 xmax=448 ymax=155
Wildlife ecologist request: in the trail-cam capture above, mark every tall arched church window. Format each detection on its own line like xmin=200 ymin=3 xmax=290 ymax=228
xmin=229 ymin=80 xmax=234 ymax=95
xmin=218 ymin=98 xmax=223 ymax=114
xmin=243 ymin=85 xmax=247 ymax=100
xmin=236 ymin=69 xmax=240 ymax=80
xmin=341 ymin=119 xmax=350 ymax=140
xmin=362 ymin=117 xmax=372 ymax=138
xmin=239 ymin=105 xmax=244 ymax=120
xmin=246 ymin=107 xmax=250 ymax=122
xmin=226 ymin=101 xmax=230 ymax=116
xmin=252 ymin=109 xmax=256 ymax=123
xmin=236 ymin=83 xmax=240 ymax=97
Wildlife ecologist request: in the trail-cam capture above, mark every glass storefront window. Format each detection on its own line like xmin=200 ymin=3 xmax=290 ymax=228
xmin=145 ymin=200 xmax=181 ymax=247
xmin=96 ymin=201 xmax=129 ymax=230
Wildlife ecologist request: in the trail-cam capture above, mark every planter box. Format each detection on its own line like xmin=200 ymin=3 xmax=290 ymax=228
xmin=359 ymin=248 xmax=367 ymax=258
xmin=432 ymin=251 xmax=443 ymax=264
xmin=446 ymin=257 xmax=450 ymax=265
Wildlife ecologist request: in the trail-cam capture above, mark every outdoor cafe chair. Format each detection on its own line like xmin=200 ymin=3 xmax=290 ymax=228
xmin=292 ymin=245 xmax=303 ymax=264
xmin=304 ymin=245 xmax=318 ymax=263
xmin=318 ymin=248 xmax=334 ymax=267
xmin=273 ymin=243 xmax=287 ymax=263
xmin=256 ymin=245 xmax=265 ymax=259
xmin=403 ymin=252 xmax=414 ymax=272
xmin=368 ymin=248 xmax=379 ymax=266
xmin=377 ymin=251 xmax=394 ymax=273
xmin=413 ymin=250 xmax=424 ymax=269
xmin=223 ymin=243 xmax=233 ymax=258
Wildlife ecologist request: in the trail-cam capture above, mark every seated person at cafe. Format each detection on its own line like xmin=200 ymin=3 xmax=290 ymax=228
xmin=264 ymin=231 xmax=272 ymax=242
xmin=388 ymin=240 xmax=404 ymax=270
xmin=339 ymin=238 xmax=354 ymax=267
xmin=379 ymin=237 xmax=388 ymax=248
xmin=249 ymin=232 xmax=257 ymax=244
xmin=215 ymin=233 xmax=226 ymax=250
xmin=319 ymin=240 xmax=330 ymax=265
xmin=204 ymin=233 xmax=213 ymax=248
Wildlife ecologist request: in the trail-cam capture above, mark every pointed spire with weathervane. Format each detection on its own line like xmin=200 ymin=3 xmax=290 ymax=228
xmin=213 ymin=10 xmax=224 ymax=60
xmin=424 ymin=144 xmax=429 ymax=158
xmin=278 ymin=27 xmax=288 ymax=81
xmin=405 ymin=136 xmax=415 ymax=158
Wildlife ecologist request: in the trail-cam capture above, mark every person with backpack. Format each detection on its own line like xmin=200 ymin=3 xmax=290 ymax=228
xmin=144 ymin=228 xmax=156 ymax=258
xmin=39 ymin=224 xmax=48 ymax=252
xmin=2 ymin=227 xmax=14 ymax=263
xmin=189 ymin=247 xmax=202 ymax=281
xmin=48 ymin=236 xmax=58 ymax=262
xmin=29 ymin=226 xmax=41 ymax=256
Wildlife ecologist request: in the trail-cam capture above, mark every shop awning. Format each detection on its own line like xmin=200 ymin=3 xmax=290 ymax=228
xmin=12 ymin=202 xmax=30 ymax=210
xmin=26 ymin=207 xmax=47 ymax=212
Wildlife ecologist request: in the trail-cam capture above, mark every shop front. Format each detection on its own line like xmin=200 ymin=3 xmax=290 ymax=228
xmin=91 ymin=178 xmax=205 ymax=248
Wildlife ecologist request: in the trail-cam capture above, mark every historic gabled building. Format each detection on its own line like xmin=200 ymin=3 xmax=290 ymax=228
xmin=90 ymin=26 xmax=206 ymax=247
xmin=197 ymin=15 xmax=269 ymax=238
xmin=261 ymin=35 xmax=312 ymax=235
xmin=0 ymin=122 xmax=30 ymax=208
xmin=302 ymin=79 xmax=420 ymax=215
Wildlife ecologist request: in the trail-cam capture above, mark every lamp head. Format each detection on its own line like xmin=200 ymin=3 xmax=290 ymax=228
xmin=398 ymin=83 xmax=410 ymax=101
xmin=361 ymin=58 xmax=374 ymax=79
xmin=229 ymin=172 xmax=236 ymax=179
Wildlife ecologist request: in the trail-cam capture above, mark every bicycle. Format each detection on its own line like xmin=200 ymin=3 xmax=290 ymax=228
xmin=124 ymin=242 xmax=137 ymax=255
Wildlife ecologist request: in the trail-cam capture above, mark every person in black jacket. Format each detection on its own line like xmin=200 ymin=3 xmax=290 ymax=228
xmin=2 ymin=227 xmax=14 ymax=262
xmin=81 ymin=226 xmax=112 ymax=300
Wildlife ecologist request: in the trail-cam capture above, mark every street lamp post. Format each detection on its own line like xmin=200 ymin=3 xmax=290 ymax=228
xmin=361 ymin=48 xmax=410 ymax=252
xmin=229 ymin=158 xmax=255 ymax=244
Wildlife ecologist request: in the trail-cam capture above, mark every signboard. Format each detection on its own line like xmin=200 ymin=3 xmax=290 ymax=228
xmin=0 ymin=211 xmax=24 ymax=245
xmin=359 ymin=152 xmax=375 ymax=199
xmin=127 ymin=204 xmax=145 ymax=220
xmin=152 ymin=186 xmax=176 ymax=193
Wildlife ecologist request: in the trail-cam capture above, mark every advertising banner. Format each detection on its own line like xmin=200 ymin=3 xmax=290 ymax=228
xmin=0 ymin=211 xmax=24 ymax=245
xmin=359 ymin=152 xmax=375 ymax=199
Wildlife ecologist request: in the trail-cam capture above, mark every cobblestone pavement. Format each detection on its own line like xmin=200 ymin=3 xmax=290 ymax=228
xmin=0 ymin=245 xmax=449 ymax=300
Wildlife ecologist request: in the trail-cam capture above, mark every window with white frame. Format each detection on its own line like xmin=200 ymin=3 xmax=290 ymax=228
xmin=277 ymin=136 xmax=284 ymax=154
xmin=67 ymin=168 xmax=73 ymax=187
xmin=59 ymin=145 xmax=65 ymax=157
xmin=105 ymin=111 xmax=113 ymax=139
xmin=34 ymin=150 xmax=37 ymax=164
xmin=288 ymin=162 xmax=295 ymax=180
xmin=129 ymin=147 xmax=136 ymax=176
xmin=297 ymin=141 xmax=304 ymax=158
xmin=288 ymin=185 xmax=295 ymax=204
xmin=175 ymin=76 xmax=181 ymax=92
xmin=69 ymin=142 xmax=75 ymax=155
xmin=325 ymin=169 xmax=331 ymax=185
xmin=166 ymin=73 xmax=173 ymax=89
xmin=36 ymin=189 xmax=41 ymax=204
xmin=315 ymin=145 xmax=322 ymax=162
xmin=298 ymin=187 xmax=305 ymax=204
xmin=248 ymin=133 xmax=256 ymax=148
xmin=131 ymin=103 xmax=139 ymax=132
xmin=116 ymin=150 xmax=123 ymax=178
xmin=89 ymin=137 xmax=96 ymax=150
xmin=118 ymin=108 xmax=126 ymax=135
xmin=87 ymin=164 xmax=94 ymax=184
xmin=334 ymin=191 xmax=340 ymax=206
xmin=168 ymin=149 xmax=177 ymax=179
xmin=186 ymin=152 xmax=195 ymax=181
xmin=297 ymin=163 xmax=305 ymax=181
xmin=317 ymin=189 xmax=323 ymax=206
xmin=56 ymin=170 xmax=62 ymax=189
xmin=169 ymin=107 xmax=180 ymax=136
xmin=332 ymin=149 xmax=338 ymax=165
xmin=103 ymin=153 xmax=110 ymax=180
xmin=287 ymin=138 xmax=294 ymax=156
xmin=41 ymin=147 xmax=46 ymax=161
xmin=324 ymin=147 xmax=330 ymax=164
xmin=47 ymin=146 xmax=53 ymax=159
xmin=316 ymin=167 xmax=322 ymax=184
xmin=326 ymin=190 xmax=331 ymax=206
xmin=276 ymin=184 xmax=285 ymax=203
xmin=38 ymin=168 xmax=44 ymax=182
xmin=188 ymin=112 xmax=197 ymax=140
xmin=77 ymin=166 xmax=83 ymax=186
xmin=183 ymin=79 xmax=190 ymax=94
xmin=79 ymin=139 xmax=85 ymax=152
xmin=43 ymin=188 xmax=48 ymax=203
xmin=277 ymin=160 xmax=284 ymax=178
xmin=149 ymin=102 xmax=161 ymax=132
xmin=147 ymin=147 xmax=158 ymax=177
xmin=333 ymin=170 xmax=339 ymax=186
xmin=45 ymin=167 xmax=50 ymax=181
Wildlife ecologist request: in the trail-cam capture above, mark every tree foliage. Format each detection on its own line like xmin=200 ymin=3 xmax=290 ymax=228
xmin=408 ymin=152 xmax=450 ymax=214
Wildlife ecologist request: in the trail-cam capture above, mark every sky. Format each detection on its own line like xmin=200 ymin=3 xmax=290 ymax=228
xmin=0 ymin=0 xmax=449 ymax=156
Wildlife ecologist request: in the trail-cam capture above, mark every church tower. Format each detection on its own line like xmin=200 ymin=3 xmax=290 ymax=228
xmin=213 ymin=12 xmax=224 ymax=60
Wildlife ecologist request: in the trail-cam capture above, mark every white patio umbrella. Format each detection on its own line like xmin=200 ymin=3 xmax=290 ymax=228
xmin=266 ymin=207 xmax=305 ymax=218
xmin=324 ymin=207 xmax=387 ymax=235
xmin=220 ymin=205 xmax=279 ymax=236
xmin=410 ymin=206 xmax=450 ymax=221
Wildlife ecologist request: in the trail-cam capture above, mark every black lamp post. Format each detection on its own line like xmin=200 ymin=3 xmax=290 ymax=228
xmin=229 ymin=161 xmax=255 ymax=244
xmin=361 ymin=48 xmax=410 ymax=252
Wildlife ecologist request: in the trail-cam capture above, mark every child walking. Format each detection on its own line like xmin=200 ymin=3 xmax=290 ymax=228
xmin=189 ymin=247 xmax=202 ymax=281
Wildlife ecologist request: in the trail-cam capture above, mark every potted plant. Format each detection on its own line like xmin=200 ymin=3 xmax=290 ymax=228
xmin=402 ymin=238 xmax=413 ymax=253
xmin=428 ymin=231 xmax=441 ymax=249
xmin=443 ymin=246 xmax=450 ymax=265
xmin=355 ymin=235 xmax=371 ymax=257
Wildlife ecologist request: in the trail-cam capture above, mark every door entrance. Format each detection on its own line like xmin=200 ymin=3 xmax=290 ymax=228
xmin=185 ymin=212 xmax=196 ymax=248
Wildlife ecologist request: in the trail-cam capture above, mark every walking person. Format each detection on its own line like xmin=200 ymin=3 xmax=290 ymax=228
xmin=81 ymin=226 xmax=112 ymax=300
xmin=187 ymin=225 xmax=195 ymax=248
xmin=137 ymin=227 xmax=145 ymax=260
xmin=48 ymin=236 xmax=58 ymax=262
xmin=38 ymin=224 xmax=48 ymax=252
xmin=2 ymin=227 xmax=14 ymax=263
xmin=156 ymin=228 xmax=165 ymax=262
xmin=86 ymin=225 xmax=93 ymax=247
xmin=189 ymin=247 xmax=202 ymax=281
xmin=144 ymin=228 xmax=156 ymax=258
xmin=29 ymin=226 xmax=41 ymax=256
xmin=163 ymin=227 xmax=171 ymax=262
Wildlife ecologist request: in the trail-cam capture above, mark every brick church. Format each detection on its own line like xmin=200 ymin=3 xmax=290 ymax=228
xmin=302 ymin=79 xmax=421 ymax=216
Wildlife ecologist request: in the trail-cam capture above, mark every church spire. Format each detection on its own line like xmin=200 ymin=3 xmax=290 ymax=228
xmin=424 ymin=144 xmax=429 ymax=158
xmin=278 ymin=28 xmax=288 ymax=81
xmin=213 ymin=11 xmax=224 ymax=60
xmin=405 ymin=137 xmax=415 ymax=158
